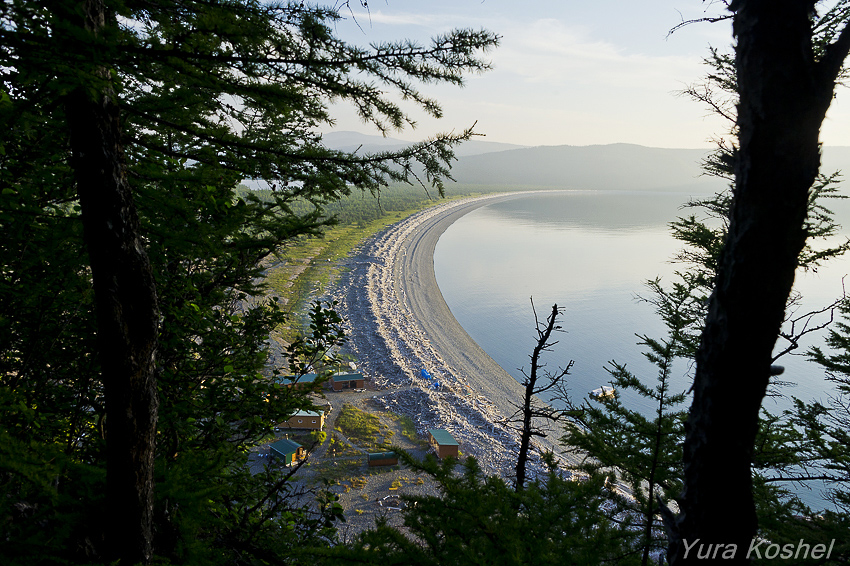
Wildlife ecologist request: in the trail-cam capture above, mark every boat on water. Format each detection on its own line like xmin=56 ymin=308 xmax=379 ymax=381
xmin=589 ymin=385 xmax=615 ymax=399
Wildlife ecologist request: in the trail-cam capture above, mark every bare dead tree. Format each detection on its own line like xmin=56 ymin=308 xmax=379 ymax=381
xmin=505 ymin=301 xmax=574 ymax=492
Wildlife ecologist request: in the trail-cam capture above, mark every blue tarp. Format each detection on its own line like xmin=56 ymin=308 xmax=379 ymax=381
xmin=421 ymin=369 xmax=432 ymax=380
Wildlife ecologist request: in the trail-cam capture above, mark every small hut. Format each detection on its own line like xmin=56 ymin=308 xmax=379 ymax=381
xmin=276 ymin=373 xmax=319 ymax=390
xmin=428 ymin=428 xmax=459 ymax=459
xmin=269 ymin=438 xmax=305 ymax=466
xmin=367 ymin=451 xmax=399 ymax=467
xmin=277 ymin=410 xmax=324 ymax=431
xmin=331 ymin=373 xmax=365 ymax=391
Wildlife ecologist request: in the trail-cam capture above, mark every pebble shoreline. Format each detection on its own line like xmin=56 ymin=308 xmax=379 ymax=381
xmin=330 ymin=193 xmax=575 ymax=480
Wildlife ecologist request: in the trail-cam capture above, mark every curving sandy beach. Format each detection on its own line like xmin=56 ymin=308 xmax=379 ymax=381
xmin=332 ymin=192 xmax=570 ymax=478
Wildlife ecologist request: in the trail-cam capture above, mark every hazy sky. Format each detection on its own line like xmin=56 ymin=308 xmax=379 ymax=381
xmin=324 ymin=1 xmax=850 ymax=148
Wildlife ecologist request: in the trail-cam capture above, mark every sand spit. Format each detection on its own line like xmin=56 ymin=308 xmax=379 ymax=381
xmin=331 ymin=193 xmax=573 ymax=480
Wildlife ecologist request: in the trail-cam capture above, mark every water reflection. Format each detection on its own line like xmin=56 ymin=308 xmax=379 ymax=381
xmin=434 ymin=189 xmax=850 ymax=512
xmin=435 ymin=190 xmax=848 ymax=410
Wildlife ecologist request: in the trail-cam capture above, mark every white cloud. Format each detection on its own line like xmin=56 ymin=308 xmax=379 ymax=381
xmin=495 ymin=19 xmax=700 ymax=91
xmin=322 ymin=5 xmax=741 ymax=148
xmin=344 ymin=10 xmax=436 ymax=27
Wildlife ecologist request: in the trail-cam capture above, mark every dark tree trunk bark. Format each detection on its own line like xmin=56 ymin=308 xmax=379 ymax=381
xmin=63 ymin=1 xmax=159 ymax=563
xmin=515 ymin=368 xmax=535 ymax=491
xmin=515 ymin=304 xmax=560 ymax=492
xmin=670 ymin=1 xmax=847 ymax=563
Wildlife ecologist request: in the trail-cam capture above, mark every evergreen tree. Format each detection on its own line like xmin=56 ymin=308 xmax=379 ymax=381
xmin=320 ymin=454 xmax=630 ymax=566
xmin=670 ymin=3 xmax=850 ymax=561
xmin=559 ymin=7 xmax=850 ymax=557
xmin=0 ymin=1 xmax=498 ymax=563
xmin=667 ymin=6 xmax=850 ymax=561
xmin=563 ymin=280 xmax=693 ymax=566
xmin=806 ymin=310 xmax=850 ymax=513
xmin=778 ymin=303 xmax=850 ymax=563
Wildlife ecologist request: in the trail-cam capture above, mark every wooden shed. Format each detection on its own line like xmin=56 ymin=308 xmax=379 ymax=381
xmin=276 ymin=373 xmax=319 ymax=390
xmin=277 ymin=410 xmax=324 ymax=431
xmin=367 ymin=451 xmax=399 ymax=467
xmin=269 ymin=438 xmax=305 ymax=466
xmin=331 ymin=373 xmax=365 ymax=391
xmin=428 ymin=428 xmax=459 ymax=459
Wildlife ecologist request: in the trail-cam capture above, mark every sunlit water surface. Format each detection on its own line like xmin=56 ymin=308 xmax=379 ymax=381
xmin=434 ymin=190 xmax=850 ymax=508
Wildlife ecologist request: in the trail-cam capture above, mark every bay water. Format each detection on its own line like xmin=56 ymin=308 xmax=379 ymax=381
xmin=434 ymin=189 xmax=849 ymax=507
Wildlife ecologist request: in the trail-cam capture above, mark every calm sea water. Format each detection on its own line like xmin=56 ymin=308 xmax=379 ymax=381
xmin=434 ymin=190 xmax=849 ymax=415
xmin=434 ymin=189 xmax=850 ymax=509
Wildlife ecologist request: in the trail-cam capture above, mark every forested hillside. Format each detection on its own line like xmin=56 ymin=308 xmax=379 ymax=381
xmin=243 ymin=183 xmax=509 ymax=227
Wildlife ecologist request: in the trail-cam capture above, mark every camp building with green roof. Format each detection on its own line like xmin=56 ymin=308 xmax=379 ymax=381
xmin=428 ymin=428 xmax=459 ymax=459
xmin=275 ymin=373 xmax=319 ymax=390
xmin=269 ymin=438 xmax=305 ymax=466
xmin=367 ymin=451 xmax=399 ymax=467
xmin=331 ymin=372 xmax=365 ymax=391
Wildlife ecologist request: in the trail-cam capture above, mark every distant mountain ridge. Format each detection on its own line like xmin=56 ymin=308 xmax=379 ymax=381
xmin=321 ymin=132 xmax=850 ymax=194
xmin=447 ymin=143 xmax=721 ymax=192
xmin=320 ymin=131 xmax=528 ymax=157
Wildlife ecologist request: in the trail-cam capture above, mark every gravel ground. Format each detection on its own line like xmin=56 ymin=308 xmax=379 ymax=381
xmin=250 ymin=193 xmax=584 ymax=537
xmin=329 ymin=193 xmax=578 ymax=480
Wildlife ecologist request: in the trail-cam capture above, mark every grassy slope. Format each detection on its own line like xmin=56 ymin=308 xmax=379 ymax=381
xmin=264 ymin=184 xmax=509 ymax=341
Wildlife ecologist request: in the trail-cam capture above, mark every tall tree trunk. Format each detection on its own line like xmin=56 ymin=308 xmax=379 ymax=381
xmin=515 ymin=368 xmax=535 ymax=492
xmin=64 ymin=1 xmax=159 ymax=563
xmin=670 ymin=1 xmax=849 ymax=562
